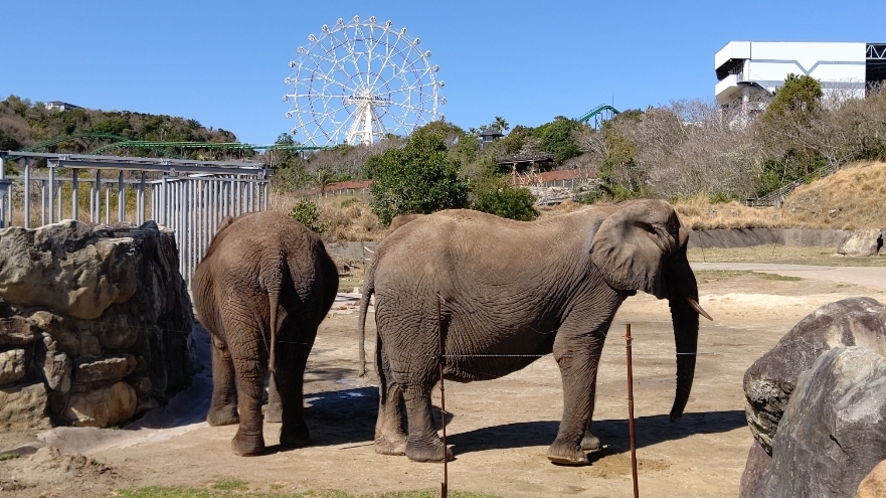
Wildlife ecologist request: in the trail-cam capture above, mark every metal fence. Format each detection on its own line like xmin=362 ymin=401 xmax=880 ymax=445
xmin=0 ymin=151 xmax=270 ymax=289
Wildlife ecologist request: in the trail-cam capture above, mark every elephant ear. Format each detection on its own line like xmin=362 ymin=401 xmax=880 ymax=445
xmin=590 ymin=200 xmax=685 ymax=298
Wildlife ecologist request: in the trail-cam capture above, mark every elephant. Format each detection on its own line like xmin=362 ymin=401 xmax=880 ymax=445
xmin=193 ymin=210 xmax=339 ymax=456
xmin=357 ymin=199 xmax=712 ymax=465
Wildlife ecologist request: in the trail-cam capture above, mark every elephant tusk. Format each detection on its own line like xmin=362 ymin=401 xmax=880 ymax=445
xmin=686 ymin=297 xmax=713 ymax=321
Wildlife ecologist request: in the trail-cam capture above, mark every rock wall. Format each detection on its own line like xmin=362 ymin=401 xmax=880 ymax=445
xmin=0 ymin=220 xmax=195 ymax=430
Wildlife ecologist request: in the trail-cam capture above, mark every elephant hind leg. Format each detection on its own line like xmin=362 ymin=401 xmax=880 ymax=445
xmin=207 ymin=335 xmax=239 ymax=427
xmin=403 ymin=382 xmax=451 ymax=463
xmin=275 ymin=338 xmax=312 ymax=449
xmin=374 ymin=340 xmax=407 ymax=456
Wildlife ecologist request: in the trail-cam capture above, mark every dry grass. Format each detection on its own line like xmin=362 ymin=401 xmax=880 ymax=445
xmin=269 ymin=192 xmax=385 ymax=242
xmin=675 ymin=161 xmax=886 ymax=230
xmin=782 ymin=161 xmax=886 ymax=230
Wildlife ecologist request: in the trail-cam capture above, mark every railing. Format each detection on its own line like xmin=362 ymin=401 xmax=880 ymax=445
xmin=745 ymin=164 xmax=836 ymax=208
xmin=0 ymin=151 xmax=270 ymax=289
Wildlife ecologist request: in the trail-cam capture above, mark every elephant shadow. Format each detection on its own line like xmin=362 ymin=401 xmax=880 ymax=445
xmin=299 ymin=387 xmax=455 ymax=448
xmin=446 ymin=410 xmax=747 ymax=460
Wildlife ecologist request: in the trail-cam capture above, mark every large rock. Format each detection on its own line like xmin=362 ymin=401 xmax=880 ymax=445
xmin=29 ymin=311 xmax=81 ymax=356
xmin=753 ymin=347 xmax=886 ymax=498
xmin=0 ymin=220 xmax=194 ymax=429
xmin=0 ymin=316 xmax=37 ymax=346
xmin=739 ymin=441 xmax=772 ymax=498
xmin=0 ymin=220 xmax=139 ymax=320
xmin=856 ymin=459 xmax=886 ymax=498
xmin=837 ymin=228 xmax=883 ymax=256
xmin=0 ymin=348 xmax=27 ymax=385
xmin=73 ymin=354 xmax=137 ymax=384
xmin=0 ymin=382 xmax=51 ymax=431
xmin=38 ymin=350 xmax=71 ymax=393
xmin=743 ymin=297 xmax=886 ymax=453
xmin=65 ymin=381 xmax=137 ymax=427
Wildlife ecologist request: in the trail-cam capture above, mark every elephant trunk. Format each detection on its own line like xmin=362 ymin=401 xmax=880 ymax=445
xmin=666 ymin=255 xmax=705 ymax=422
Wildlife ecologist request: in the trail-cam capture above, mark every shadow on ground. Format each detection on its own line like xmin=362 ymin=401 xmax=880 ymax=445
xmin=447 ymin=410 xmax=747 ymax=460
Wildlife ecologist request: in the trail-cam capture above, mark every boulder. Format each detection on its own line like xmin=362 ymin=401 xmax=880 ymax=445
xmin=753 ymin=347 xmax=886 ymax=498
xmin=744 ymin=297 xmax=886 ymax=453
xmin=0 ymin=316 xmax=37 ymax=346
xmin=73 ymin=354 xmax=137 ymax=384
xmin=0 ymin=348 xmax=27 ymax=386
xmin=836 ymin=228 xmax=883 ymax=256
xmin=856 ymin=459 xmax=886 ymax=498
xmin=65 ymin=381 xmax=137 ymax=427
xmin=29 ymin=311 xmax=81 ymax=356
xmin=739 ymin=440 xmax=772 ymax=498
xmin=0 ymin=220 xmax=139 ymax=320
xmin=38 ymin=350 xmax=71 ymax=393
xmin=0 ymin=220 xmax=194 ymax=429
xmin=0 ymin=382 xmax=51 ymax=431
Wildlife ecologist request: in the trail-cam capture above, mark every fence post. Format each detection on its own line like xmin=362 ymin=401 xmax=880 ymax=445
xmin=625 ymin=323 xmax=639 ymax=498
xmin=23 ymin=158 xmax=30 ymax=228
xmin=72 ymin=169 xmax=79 ymax=221
xmin=436 ymin=292 xmax=448 ymax=498
xmin=48 ymin=163 xmax=55 ymax=224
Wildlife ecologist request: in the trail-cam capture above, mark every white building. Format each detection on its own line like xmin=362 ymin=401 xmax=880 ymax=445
xmin=715 ymin=41 xmax=886 ymax=111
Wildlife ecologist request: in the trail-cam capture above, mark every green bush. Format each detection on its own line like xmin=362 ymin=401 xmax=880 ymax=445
xmin=289 ymin=198 xmax=326 ymax=233
xmin=473 ymin=185 xmax=538 ymax=221
xmin=369 ymin=133 xmax=469 ymax=226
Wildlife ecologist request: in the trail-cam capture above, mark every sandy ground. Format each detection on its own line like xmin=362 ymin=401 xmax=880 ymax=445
xmin=2 ymin=269 xmax=886 ymax=497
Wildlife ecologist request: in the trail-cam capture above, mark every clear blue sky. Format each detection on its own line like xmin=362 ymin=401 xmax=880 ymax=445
xmin=2 ymin=1 xmax=884 ymax=145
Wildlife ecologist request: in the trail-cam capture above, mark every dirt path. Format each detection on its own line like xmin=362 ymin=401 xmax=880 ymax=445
xmin=3 ymin=270 xmax=886 ymax=497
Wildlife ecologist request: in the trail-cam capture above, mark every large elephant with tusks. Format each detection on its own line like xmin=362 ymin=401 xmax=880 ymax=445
xmin=358 ymin=199 xmax=712 ymax=465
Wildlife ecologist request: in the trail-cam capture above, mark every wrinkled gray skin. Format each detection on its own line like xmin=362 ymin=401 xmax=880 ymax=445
xmin=358 ymin=199 xmax=709 ymax=465
xmin=193 ymin=211 xmax=338 ymax=456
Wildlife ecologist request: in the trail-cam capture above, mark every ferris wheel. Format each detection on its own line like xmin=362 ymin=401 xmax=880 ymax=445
xmin=284 ymin=15 xmax=446 ymax=146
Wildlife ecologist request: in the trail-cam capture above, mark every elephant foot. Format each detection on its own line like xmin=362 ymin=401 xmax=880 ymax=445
xmin=264 ymin=402 xmax=283 ymax=424
xmin=231 ymin=429 xmax=265 ymax=456
xmin=581 ymin=433 xmax=602 ymax=452
xmin=207 ymin=404 xmax=239 ymax=426
xmin=547 ymin=440 xmax=589 ymax=466
xmin=405 ymin=437 xmax=452 ymax=463
xmin=280 ymin=422 xmax=310 ymax=448
xmin=374 ymin=434 xmax=407 ymax=456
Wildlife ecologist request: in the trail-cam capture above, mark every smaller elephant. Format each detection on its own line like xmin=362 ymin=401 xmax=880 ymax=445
xmin=193 ymin=210 xmax=338 ymax=456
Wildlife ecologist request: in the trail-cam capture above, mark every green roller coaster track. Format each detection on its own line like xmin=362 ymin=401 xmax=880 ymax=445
xmin=8 ymin=132 xmax=328 ymax=160
xmin=576 ymin=104 xmax=620 ymax=127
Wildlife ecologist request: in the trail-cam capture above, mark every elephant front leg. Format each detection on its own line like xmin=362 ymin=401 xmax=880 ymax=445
xmin=264 ymin=375 xmax=283 ymax=424
xmin=207 ymin=336 xmax=239 ymax=426
xmin=548 ymin=333 xmax=603 ymax=465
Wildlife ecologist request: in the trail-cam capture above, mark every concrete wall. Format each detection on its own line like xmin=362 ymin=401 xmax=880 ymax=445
xmin=687 ymin=228 xmax=851 ymax=249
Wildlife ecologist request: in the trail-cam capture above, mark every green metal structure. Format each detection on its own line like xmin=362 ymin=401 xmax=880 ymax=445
xmin=576 ymin=104 xmax=620 ymax=128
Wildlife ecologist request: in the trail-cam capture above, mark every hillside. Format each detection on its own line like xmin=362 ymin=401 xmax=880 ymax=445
xmin=674 ymin=162 xmax=886 ymax=230
xmin=0 ymin=95 xmax=244 ymax=161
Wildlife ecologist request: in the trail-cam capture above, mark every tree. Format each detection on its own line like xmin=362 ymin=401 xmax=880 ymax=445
xmin=532 ymin=116 xmax=582 ymax=165
xmin=757 ymin=74 xmax=827 ymax=193
xmin=369 ymin=133 xmax=469 ymax=226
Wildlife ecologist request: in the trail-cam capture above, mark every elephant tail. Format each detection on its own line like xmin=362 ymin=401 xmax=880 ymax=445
xmin=357 ymin=262 xmax=376 ymax=378
xmin=264 ymin=262 xmax=284 ymax=379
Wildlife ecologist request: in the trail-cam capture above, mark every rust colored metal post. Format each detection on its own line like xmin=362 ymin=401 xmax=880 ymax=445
xmin=625 ymin=323 xmax=639 ymax=498
xmin=437 ymin=292 xmax=448 ymax=498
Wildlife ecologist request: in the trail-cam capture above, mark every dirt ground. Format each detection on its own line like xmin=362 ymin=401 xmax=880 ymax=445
xmin=3 ymin=271 xmax=886 ymax=497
